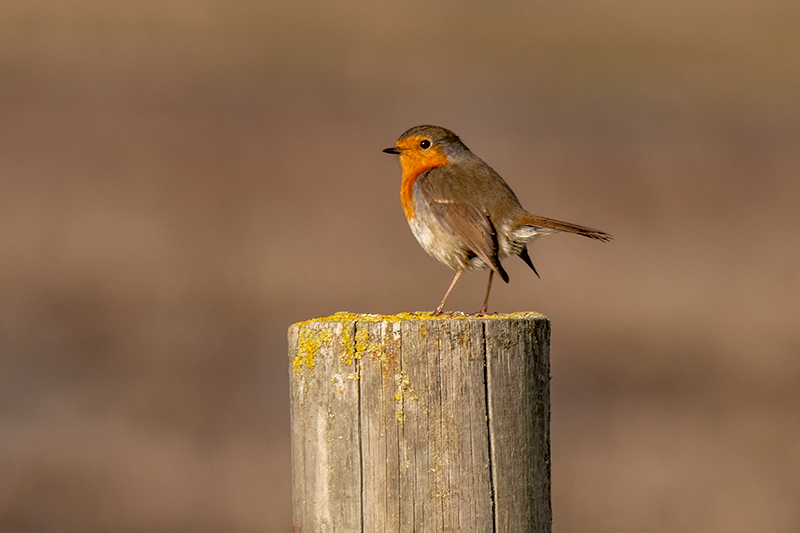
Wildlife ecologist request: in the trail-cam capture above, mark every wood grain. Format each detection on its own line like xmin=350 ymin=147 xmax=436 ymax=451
xmin=288 ymin=312 xmax=551 ymax=532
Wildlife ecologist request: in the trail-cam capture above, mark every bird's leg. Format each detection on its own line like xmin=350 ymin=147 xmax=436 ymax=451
xmin=435 ymin=269 xmax=463 ymax=315
xmin=479 ymin=270 xmax=494 ymax=315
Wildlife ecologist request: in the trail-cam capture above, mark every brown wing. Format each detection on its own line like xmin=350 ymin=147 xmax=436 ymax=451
xmin=418 ymin=166 xmax=509 ymax=282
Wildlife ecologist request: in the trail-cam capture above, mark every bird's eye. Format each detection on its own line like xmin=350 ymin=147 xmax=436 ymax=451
xmin=419 ymin=140 xmax=431 ymax=149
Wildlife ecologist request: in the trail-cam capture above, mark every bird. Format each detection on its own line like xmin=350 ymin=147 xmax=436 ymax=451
xmin=383 ymin=125 xmax=611 ymax=315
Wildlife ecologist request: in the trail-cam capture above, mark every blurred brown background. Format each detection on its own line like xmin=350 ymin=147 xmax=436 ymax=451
xmin=2 ymin=0 xmax=799 ymax=531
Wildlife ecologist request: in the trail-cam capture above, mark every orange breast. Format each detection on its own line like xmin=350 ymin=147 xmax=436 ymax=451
xmin=399 ymin=147 xmax=448 ymax=220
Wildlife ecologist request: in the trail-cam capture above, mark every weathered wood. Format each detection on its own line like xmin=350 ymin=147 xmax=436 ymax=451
xmin=288 ymin=312 xmax=551 ymax=533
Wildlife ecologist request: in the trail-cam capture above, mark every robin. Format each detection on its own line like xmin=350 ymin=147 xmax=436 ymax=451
xmin=383 ymin=125 xmax=611 ymax=315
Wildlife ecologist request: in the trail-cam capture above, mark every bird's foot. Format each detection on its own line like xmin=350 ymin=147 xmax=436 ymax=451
xmin=433 ymin=309 xmax=468 ymax=318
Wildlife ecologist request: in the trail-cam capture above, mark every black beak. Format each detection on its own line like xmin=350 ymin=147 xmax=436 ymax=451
xmin=383 ymin=147 xmax=400 ymax=154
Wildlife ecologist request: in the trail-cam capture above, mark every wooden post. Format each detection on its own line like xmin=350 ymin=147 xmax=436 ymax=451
xmin=288 ymin=312 xmax=551 ymax=532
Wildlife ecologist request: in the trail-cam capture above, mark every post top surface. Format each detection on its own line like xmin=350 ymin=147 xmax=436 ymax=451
xmin=291 ymin=311 xmax=548 ymax=329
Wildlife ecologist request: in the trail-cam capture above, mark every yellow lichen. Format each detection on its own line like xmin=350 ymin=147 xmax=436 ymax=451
xmin=372 ymin=342 xmax=384 ymax=356
xmin=291 ymin=310 xmax=544 ymax=329
xmin=290 ymin=311 xmax=546 ymax=390
xmin=355 ymin=326 xmax=370 ymax=353
xmin=339 ymin=323 xmax=354 ymax=364
xmin=395 ymin=371 xmax=410 ymax=390
xmin=393 ymin=369 xmax=418 ymax=424
xmin=292 ymin=326 xmax=333 ymax=372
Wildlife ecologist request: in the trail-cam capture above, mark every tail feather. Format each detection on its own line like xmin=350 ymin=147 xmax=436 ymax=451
xmin=519 ymin=246 xmax=540 ymax=278
xmin=517 ymin=213 xmax=612 ymax=242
